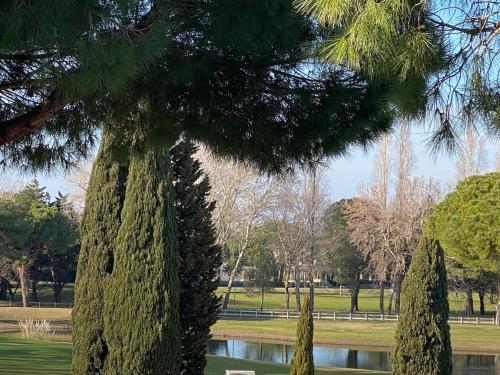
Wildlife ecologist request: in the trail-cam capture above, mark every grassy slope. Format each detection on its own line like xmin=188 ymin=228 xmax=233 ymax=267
xmin=0 ymin=335 xmax=387 ymax=375
xmin=1 ymin=307 xmax=498 ymax=353
xmin=4 ymin=284 xmax=496 ymax=315
xmin=211 ymin=319 xmax=500 ymax=355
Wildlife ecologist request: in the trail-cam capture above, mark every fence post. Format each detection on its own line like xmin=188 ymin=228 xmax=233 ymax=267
xmin=239 ymin=310 xmax=242 ymax=318
xmin=271 ymin=310 xmax=274 ymax=318
xmin=365 ymin=313 xmax=368 ymax=321
xmin=286 ymin=310 xmax=289 ymax=319
xmin=349 ymin=312 xmax=352 ymax=321
xmin=318 ymin=312 xmax=321 ymax=320
xmin=333 ymin=312 xmax=336 ymax=321
xmin=397 ymin=314 xmax=399 ymax=321
xmin=224 ymin=309 xmax=227 ymax=317
xmin=476 ymin=317 xmax=479 ymax=325
xmin=460 ymin=316 xmax=463 ymax=324
xmin=38 ymin=301 xmax=41 ymax=308
xmin=256 ymin=310 xmax=258 ymax=318
xmin=381 ymin=314 xmax=384 ymax=321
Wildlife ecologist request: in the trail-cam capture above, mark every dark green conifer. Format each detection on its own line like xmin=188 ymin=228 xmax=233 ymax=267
xmin=72 ymin=131 xmax=128 ymax=374
xmin=171 ymin=141 xmax=222 ymax=375
xmin=392 ymin=237 xmax=452 ymax=375
xmin=103 ymin=147 xmax=180 ymax=374
xmin=289 ymin=296 xmax=314 ymax=375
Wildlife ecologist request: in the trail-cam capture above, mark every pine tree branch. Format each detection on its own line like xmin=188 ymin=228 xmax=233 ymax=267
xmin=0 ymin=93 xmax=67 ymax=146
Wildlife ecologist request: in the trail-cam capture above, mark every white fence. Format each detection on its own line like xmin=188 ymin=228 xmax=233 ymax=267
xmin=219 ymin=309 xmax=498 ymax=325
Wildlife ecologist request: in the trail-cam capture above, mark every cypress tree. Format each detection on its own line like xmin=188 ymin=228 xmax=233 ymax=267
xmin=392 ymin=237 xmax=452 ymax=375
xmin=103 ymin=147 xmax=180 ymax=374
xmin=171 ymin=141 xmax=222 ymax=375
xmin=289 ymin=296 xmax=314 ymax=375
xmin=72 ymin=130 xmax=128 ymax=374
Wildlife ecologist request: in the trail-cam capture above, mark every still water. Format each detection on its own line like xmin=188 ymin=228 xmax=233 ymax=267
xmin=208 ymin=339 xmax=500 ymax=374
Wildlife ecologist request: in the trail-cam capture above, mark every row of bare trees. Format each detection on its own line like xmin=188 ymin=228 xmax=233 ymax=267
xmin=197 ymin=146 xmax=329 ymax=311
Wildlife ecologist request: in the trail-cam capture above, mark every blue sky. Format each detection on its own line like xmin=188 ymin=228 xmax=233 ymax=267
xmin=4 ymin=128 xmax=499 ymax=202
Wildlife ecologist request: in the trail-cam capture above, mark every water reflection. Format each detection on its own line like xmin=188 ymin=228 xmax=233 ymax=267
xmin=207 ymin=339 xmax=499 ymax=374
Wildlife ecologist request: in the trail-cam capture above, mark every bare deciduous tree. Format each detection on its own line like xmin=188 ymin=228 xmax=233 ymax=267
xmin=456 ymin=127 xmax=488 ymax=182
xmin=197 ymin=147 xmax=276 ymax=310
xmin=344 ymin=128 xmax=442 ymax=314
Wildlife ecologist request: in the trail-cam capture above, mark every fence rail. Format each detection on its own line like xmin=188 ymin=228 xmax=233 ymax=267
xmin=0 ymin=302 xmax=497 ymax=325
xmin=0 ymin=301 xmax=72 ymax=308
xmin=219 ymin=309 xmax=498 ymax=325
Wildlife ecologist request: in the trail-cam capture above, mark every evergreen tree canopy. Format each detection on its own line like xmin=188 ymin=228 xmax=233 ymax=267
xmin=320 ymin=200 xmax=366 ymax=287
xmin=1 ymin=0 xmax=394 ymax=171
xmin=426 ymin=173 xmax=500 ymax=272
xmin=295 ymin=0 xmax=500 ymax=148
xmin=0 ymin=181 xmax=77 ymax=306
xmin=72 ymin=131 xmax=129 ymax=374
xmin=171 ymin=140 xmax=222 ymax=375
xmin=392 ymin=236 xmax=452 ymax=375
xmin=290 ymin=295 xmax=314 ymax=375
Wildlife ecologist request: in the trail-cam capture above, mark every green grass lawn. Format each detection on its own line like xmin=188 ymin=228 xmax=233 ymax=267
xmin=4 ymin=284 xmax=495 ymax=315
xmin=212 ymin=319 xmax=500 ymax=354
xmin=0 ymin=335 xmax=387 ymax=375
xmin=1 ymin=307 xmax=499 ymax=353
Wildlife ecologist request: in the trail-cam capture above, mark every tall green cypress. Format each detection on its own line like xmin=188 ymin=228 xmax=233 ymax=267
xmin=103 ymin=147 xmax=180 ymax=374
xmin=72 ymin=130 xmax=128 ymax=375
xmin=289 ymin=296 xmax=314 ymax=375
xmin=171 ymin=141 xmax=222 ymax=375
xmin=392 ymin=237 xmax=452 ymax=375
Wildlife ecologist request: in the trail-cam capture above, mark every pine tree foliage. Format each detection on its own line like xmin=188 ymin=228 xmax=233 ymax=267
xmin=289 ymin=296 xmax=314 ymax=375
xmin=294 ymin=0 xmax=500 ymax=148
xmin=392 ymin=236 xmax=452 ymax=375
xmin=426 ymin=173 xmax=500 ymax=272
xmin=171 ymin=140 xmax=222 ymax=375
xmin=72 ymin=130 xmax=128 ymax=374
xmin=103 ymin=147 xmax=180 ymax=375
xmin=1 ymin=0 xmax=395 ymax=172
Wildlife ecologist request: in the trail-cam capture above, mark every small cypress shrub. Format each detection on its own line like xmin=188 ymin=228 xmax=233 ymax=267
xmin=392 ymin=236 xmax=452 ymax=375
xmin=171 ymin=141 xmax=222 ymax=375
xmin=72 ymin=131 xmax=128 ymax=374
xmin=103 ymin=147 xmax=181 ymax=374
xmin=289 ymin=296 xmax=314 ymax=375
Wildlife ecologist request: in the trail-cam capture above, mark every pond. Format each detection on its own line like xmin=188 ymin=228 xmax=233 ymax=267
xmin=208 ymin=339 xmax=500 ymax=374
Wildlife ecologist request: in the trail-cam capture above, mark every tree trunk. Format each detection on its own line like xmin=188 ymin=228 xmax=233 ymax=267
xmin=465 ymin=285 xmax=474 ymax=316
xmin=496 ymin=302 xmax=500 ymax=326
xmin=0 ymin=277 xmax=8 ymax=300
xmin=17 ymin=264 xmax=30 ymax=307
xmin=350 ymin=272 xmax=360 ymax=313
xmin=53 ymin=283 xmax=64 ymax=303
xmin=50 ymin=268 xmax=64 ymax=303
xmin=478 ymin=291 xmax=485 ymax=315
xmin=284 ymin=275 xmax=290 ymax=310
xmin=260 ymin=287 xmax=264 ymax=311
xmin=379 ymin=281 xmax=385 ymax=314
xmin=221 ymin=251 xmax=245 ymax=310
xmin=294 ymin=266 xmax=301 ymax=312
xmin=388 ymin=287 xmax=394 ymax=315
xmin=31 ymin=281 xmax=38 ymax=302
xmin=308 ymin=272 xmax=314 ymax=312
xmin=496 ymin=279 xmax=500 ymax=326
xmin=395 ymin=280 xmax=401 ymax=315
xmin=489 ymin=289 xmax=494 ymax=305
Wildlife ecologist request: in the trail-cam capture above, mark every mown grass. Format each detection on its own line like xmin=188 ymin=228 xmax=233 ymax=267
xmin=3 ymin=284 xmax=496 ymax=315
xmin=1 ymin=306 xmax=499 ymax=353
xmin=0 ymin=335 xmax=388 ymax=375
xmin=212 ymin=319 xmax=500 ymax=354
